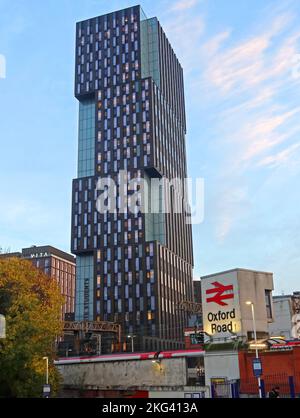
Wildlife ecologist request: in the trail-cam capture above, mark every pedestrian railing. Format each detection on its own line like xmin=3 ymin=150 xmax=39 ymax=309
xmin=240 ymin=372 xmax=300 ymax=398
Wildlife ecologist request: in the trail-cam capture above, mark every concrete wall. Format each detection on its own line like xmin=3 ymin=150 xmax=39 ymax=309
xmin=268 ymin=297 xmax=293 ymax=339
xmin=204 ymin=351 xmax=240 ymax=386
xmin=238 ymin=269 xmax=274 ymax=337
xmin=201 ymin=269 xmax=274 ymax=340
xmin=57 ymin=357 xmax=187 ymax=390
xmin=149 ymin=386 xmax=210 ymax=398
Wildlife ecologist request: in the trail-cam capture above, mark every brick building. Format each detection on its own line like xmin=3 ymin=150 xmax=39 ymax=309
xmin=0 ymin=245 xmax=76 ymax=321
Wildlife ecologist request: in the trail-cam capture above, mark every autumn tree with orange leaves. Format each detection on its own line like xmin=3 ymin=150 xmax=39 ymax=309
xmin=0 ymin=257 xmax=63 ymax=397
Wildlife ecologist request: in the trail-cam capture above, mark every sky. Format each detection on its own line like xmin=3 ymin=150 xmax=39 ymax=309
xmin=0 ymin=0 xmax=300 ymax=294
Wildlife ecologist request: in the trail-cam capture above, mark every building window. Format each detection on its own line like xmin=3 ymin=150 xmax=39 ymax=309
xmin=75 ymin=255 xmax=94 ymax=321
xmin=265 ymin=290 xmax=272 ymax=319
xmin=147 ymin=311 xmax=154 ymax=321
xmin=78 ymin=98 xmax=95 ymax=178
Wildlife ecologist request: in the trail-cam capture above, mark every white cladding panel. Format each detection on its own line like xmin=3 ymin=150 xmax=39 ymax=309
xmin=201 ymin=271 xmax=242 ymax=337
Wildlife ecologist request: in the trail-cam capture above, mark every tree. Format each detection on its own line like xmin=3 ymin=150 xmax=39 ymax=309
xmin=0 ymin=246 xmax=10 ymax=255
xmin=0 ymin=257 xmax=64 ymax=398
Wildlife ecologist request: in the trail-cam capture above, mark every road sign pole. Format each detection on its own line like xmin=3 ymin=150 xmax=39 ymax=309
xmin=251 ymin=303 xmax=262 ymax=398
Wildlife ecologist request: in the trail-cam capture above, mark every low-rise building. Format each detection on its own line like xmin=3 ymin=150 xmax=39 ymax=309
xmin=201 ymin=268 xmax=274 ymax=341
xmin=239 ymin=344 xmax=300 ymax=397
xmin=200 ymin=268 xmax=274 ymax=392
xmin=268 ymin=292 xmax=300 ymax=339
xmin=55 ymin=350 xmax=208 ymax=398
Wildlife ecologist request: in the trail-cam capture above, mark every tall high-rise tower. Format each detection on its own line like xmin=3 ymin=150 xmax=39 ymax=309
xmin=71 ymin=5 xmax=194 ymax=351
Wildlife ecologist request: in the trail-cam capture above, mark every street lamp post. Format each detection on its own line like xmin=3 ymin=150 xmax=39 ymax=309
xmin=66 ymin=348 xmax=72 ymax=357
xmin=127 ymin=335 xmax=136 ymax=353
xmin=43 ymin=356 xmax=49 ymax=385
xmin=246 ymin=301 xmax=262 ymax=398
xmin=42 ymin=356 xmax=51 ymax=398
xmin=0 ymin=314 xmax=5 ymax=339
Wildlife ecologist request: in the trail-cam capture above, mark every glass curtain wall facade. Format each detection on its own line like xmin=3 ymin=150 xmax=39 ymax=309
xmin=78 ymin=99 xmax=95 ymax=178
xmin=71 ymin=5 xmax=194 ymax=351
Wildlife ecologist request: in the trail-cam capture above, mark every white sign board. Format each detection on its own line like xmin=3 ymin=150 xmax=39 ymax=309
xmin=0 ymin=315 xmax=6 ymax=339
xmin=30 ymin=252 xmax=49 ymax=258
xmin=201 ymin=272 xmax=242 ymax=338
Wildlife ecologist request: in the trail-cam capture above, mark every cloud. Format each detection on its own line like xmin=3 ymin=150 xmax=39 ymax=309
xmin=237 ymin=107 xmax=300 ymax=164
xmin=204 ymin=16 xmax=298 ymax=95
xmin=258 ymin=142 xmax=300 ymax=168
xmin=201 ymin=31 xmax=231 ymax=58
xmin=194 ymin=5 xmax=300 ymax=241
xmin=222 ymin=87 xmax=276 ymax=116
xmin=162 ymin=3 xmax=204 ymax=72
xmin=171 ymin=0 xmax=198 ymax=12
xmin=205 ymin=36 xmax=269 ymax=93
xmin=215 ymin=187 xmax=250 ymax=242
xmin=200 ymin=11 xmax=300 ymax=166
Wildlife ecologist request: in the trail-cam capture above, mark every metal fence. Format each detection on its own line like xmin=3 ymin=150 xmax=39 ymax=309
xmin=211 ymin=381 xmax=238 ymax=398
xmin=240 ymin=372 xmax=300 ymax=398
xmin=211 ymin=373 xmax=300 ymax=398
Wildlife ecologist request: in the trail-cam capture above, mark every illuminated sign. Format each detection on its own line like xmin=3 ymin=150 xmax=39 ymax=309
xmin=30 ymin=252 xmax=50 ymax=258
xmin=206 ymin=282 xmax=234 ymax=306
xmin=189 ymin=333 xmax=204 ymax=345
xmin=202 ymin=272 xmax=242 ymax=337
xmin=252 ymin=358 xmax=263 ymax=377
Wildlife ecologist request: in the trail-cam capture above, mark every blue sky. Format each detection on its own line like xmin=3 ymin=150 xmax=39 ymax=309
xmin=0 ymin=0 xmax=300 ymax=294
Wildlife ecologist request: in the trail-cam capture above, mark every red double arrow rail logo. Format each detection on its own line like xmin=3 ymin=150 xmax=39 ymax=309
xmin=206 ymin=281 xmax=234 ymax=306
